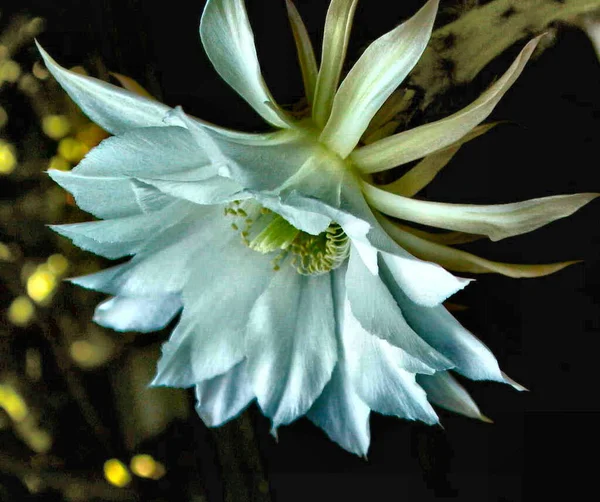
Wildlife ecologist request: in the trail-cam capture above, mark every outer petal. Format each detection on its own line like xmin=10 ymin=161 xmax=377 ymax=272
xmin=417 ymin=372 xmax=490 ymax=421
xmin=93 ymin=294 xmax=181 ymax=333
xmin=312 ymin=0 xmax=359 ymax=128
xmin=286 ymin=0 xmax=318 ymax=106
xmin=307 ymin=364 xmax=371 ymax=457
xmin=319 ymin=0 xmax=439 ymax=158
xmin=382 ymin=219 xmax=578 ymax=278
xmin=200 ymin=0 xmax=292 ymax=129
xmin=381 ymin=123 xmax=497 ymax=197
xmin=341 ymin=301 xmax=439 ymax=424
xmin=351 ymin=37 xmax=540 ymax=173
xmin=363 ymin=180 xmax=599 ymax=241
xmin=346 ymin=246 xmax=453 ymax=372
xmin=245 ymin=264 xmax=337 ymax=430
xmin=37 ymin=42 xmax=170 ymax=135
xmin=152 ymin=235 xmax=276 ymax=386
xmin=195 ymin=360 xmax=255 ymax=427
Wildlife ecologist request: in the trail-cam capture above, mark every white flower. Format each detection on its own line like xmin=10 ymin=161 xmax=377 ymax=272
xmin=40 ymin=0 xmax=597 ymax=456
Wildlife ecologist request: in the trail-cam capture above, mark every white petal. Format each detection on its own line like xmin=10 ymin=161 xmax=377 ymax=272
xmin=74 ymin=126 xmax=214 ymax=179
xmin=139 ymin=177 xmax=245 ymax=206
xmin=307 ymin=364 xmax=370 ymax=457
xmin=199 ymin=0 xmax=292 ymax=128
xmin=195 ymin=360 xmax=255 ymax=426
xmin=342 ymin=302 xmax=438 ymax=424
xmin=37 ymin=42 xmax=170 ymax=135
xmin=351 ymin=37 xmax=540 ymax=172
xmin=379 ymin=250 xmax=470 ymax=307
xmin=49 ymin=170 xmax=142 ymax=219
xmin=50 ymin=200 xmax=192 ymax=259
xmin=364 ymin=180 xmax=599 ymax=241
xmin=346 ymin=246 xmax=452 ymax=372
xmin=93 ymin=294 xmax=181 ymax=333
xmin=152 ymin=238 xmax=276 ymax=386
xmin=319 ymin=0 xmax=439 ymax=158
xmin=71 ymin=206 xmax=224 ymax=296
xmin=246 ymin=264 xmax=337 ymax=429
xmin=417 ymin=372 xmax=489 ymax=421
xmin=387 ymin=282 xmax=504 ymax=382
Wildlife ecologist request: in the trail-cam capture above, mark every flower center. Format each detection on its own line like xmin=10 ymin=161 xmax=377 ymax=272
xmin=226 ymin=201 xmax=349 ymax=275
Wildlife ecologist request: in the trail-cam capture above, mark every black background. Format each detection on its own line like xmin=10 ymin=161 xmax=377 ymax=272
xmin=3 ymin=0 xmax=600 ymax=501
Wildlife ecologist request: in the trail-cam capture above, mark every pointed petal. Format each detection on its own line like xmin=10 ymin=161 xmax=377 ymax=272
xmin=342 ymin=301 xmax=438 ymax=424
xmin=363 ymin=180 xmax=599 ymax=241
xmin=393 ymin=223 xmax=482 ymax=246
xmin=383 ymin=219 xmax=578 ymax=278
xmin=352 ymin=37 xmax=540 ymax=172
xmin=386 ymin=282 xmax=504 ymax=382
xmin=319 ymin=0 xmax=439 ymax=158
xmin=70 ymin=207 xmax=223 ymax=296
xmin=286 ymin=0 xmax=318 ymax=106
xmin=312 ymin=0 xmax=359 ymax=128
xmin=382 ymin=123 xmax=497 ymax=197
xmin=195 ymin=361 xmax=255 ymax=426
xmin=417 ymin=372 xmax=489 ymax=421
xmin=93 ymin=294 xmax=181 ymax=333
xmin=199 ymin=0 xmax=292 ymax=128
xmin=49 ymin=169 xmax=142 ymax=219
xmin=73 ymin=126 xmax=214 ymax=179
xmin=152 ymin=239 xmax=276 ymax=387
xmin=307 ymin=364 xmax=371 ymax=457
xmin=37 ymin=42 xmax=170 ymax=135
xmin=246 ymin=265 xmax=337 ymax=429
xmin=346 ymin=246 xmax=453 ymax=372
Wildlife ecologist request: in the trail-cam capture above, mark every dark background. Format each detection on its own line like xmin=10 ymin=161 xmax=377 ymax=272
xmin=2 ymin=0 xmax=600 ymax=501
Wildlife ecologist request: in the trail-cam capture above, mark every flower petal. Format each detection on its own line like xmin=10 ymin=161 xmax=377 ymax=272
xmin=382 ymin=219 xmax=578 ymax=278
xmin=246 ymin=264 xmax=337 ymax=429
xmin=152 ymin=237 xmax=276 ymax=386
xmin=381 ymin=123 xmax=497 ymax=197
xmin=37 ymin=42 xmax=170 ymax=135
xmin=346 ymin=246 xmax=453 ymax=372
xmin=138 ymin=177 xmax=245 ymax=206
xmin=417 ymin=372 xmax=490 ymax=421
xmin=74 ymin=126 xmax=214 ymax=179
xmin=49 ymin=169 xmax=143 ymax=219
xmin=319 ymin=0 xmax=439 ymax=158
xmin=307 ymin=364 xmax=371 ymax=457
xmin=312 ymin=0 xmax=359 ymax=128
xmin=341 ymin=301 xmax=438 ymax=424
xmin=286 ymin=0 xmax=318 ymax=106
xmin=195 ymin=360 xmax=255 ymax=426
xmin=199 ymin=0 xmax=292 ymax=128
xmin=351 ymin=37 xmax=540 ymax=173
xmin=70 ymin=206 xmax=224 ymax=296
xmin=363 ymin=180 xmax=599 ymax=241
xmin=93 ymin=294 xmax=181 ymax=333
xmin=50 ymin=200 xmax=192 ymax=259
xmin=386 ymin=282 xmax=504 ymax=382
